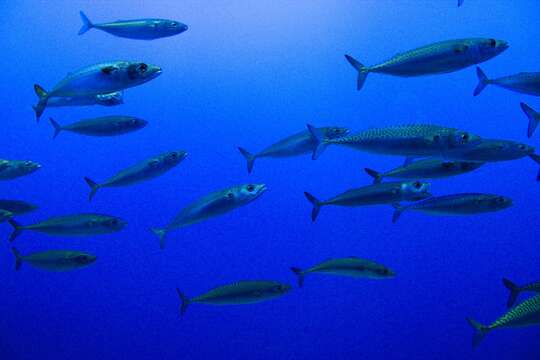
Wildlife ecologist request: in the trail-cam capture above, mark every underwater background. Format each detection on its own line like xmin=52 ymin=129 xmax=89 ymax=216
xmin=1 ymin=0 xmax=539 ymax=359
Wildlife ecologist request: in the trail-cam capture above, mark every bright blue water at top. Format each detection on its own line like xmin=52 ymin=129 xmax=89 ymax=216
xmin=1 ymin=1 xmax=539 ymax=359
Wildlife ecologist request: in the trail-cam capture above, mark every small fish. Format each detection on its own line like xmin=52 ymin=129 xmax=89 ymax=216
xmin=520 ymin=103 xmax=540 ymax=138
xmin=503 ymin=278 xmax=540 ymax=308
xmin=11 ymin=247 xmax=96 ymax=272
xmin=175 ymin=280 xmax=291 ymax=315
xmin=0 ymin=160 xmax=41 ymax=180
xmin=474 ymin=67 xmax=540 ymax=97
xmin=308 ymin=124 xmax=481 ymax=160
xmin=33 ymin=61 xmax=162 ymax=121
xmin=49 ymin=116 xmax=147 ymax=139
xmin=238 ymin=125 xmax=349 ymax=173
xmin=0 ymin=200 xmax=38 ymax=215
xmin=8 ymin=214 xmax=126 ymax=242
xmin=152 ymin=184 xmax=267 ymax=249
xmin=448 ymin=138 xmax=534 ymax=162
xmin=345 ymin=38 xmax=508 ymax=90
xmin=84 ymin=150 xmax=187 ymax=201
xmin=33 ymin=91 xmax=123 ymax=116
xmin=392 ymin=193 xmax=512 ymax=223
xmin=365 ymin=159 xmax=483 ymax=184
xmin=467 ymin=294 xmax=540 ymax=348
xmin=78 ymin=11 xmax=188 ymax=40
xmin=304 ymin=181 xmax=431 ymax=222
xmin=290 ymin=257 xmax=395 ymax=288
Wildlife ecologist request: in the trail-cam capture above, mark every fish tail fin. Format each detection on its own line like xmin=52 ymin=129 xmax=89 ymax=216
xmin=8 ymin=219 xmax=23 ymax=242
xmin=466 ymin=317 xmax=489 ymax=348
xmin=520 ymin=102 xmax=540 ymax=138
xmin=307 ymin=124 xmax=329 ymax=160
xmin=84 ymin=177 xmax=100 ymax=201
xmin=344 ymin=54 xmax=369 ymax=90
xmin=238 ymin=147 xmax=256 ymax=174
xmin=473 ymin=67 xmax=490 ymax=96
xmin=176 ymin=287 xmax=190 ymax=316
xmin=152 ymin=228 xmax=168 ymax=250
xmin=290 ymin=267 xmax=305 ymax=288
xmin=458 ymin=0 xmax=464 ymax=6
xmin=78 ymin=11 xmax=93 ymax=35
xmin=391 ymin=203 xmax=405 ymax=223
xmin=11 ymin=247 xmax=23 ymax=271
xmin=49 ymin=118 xmax=62 ymax=139
xmin=364 ymin=168 xmax=382 ymax=184
xmin=304 ymin=191 xmax=322 ymax=222
xmin=529 ymin=154 xmax=540 ymax=181
xmin=33 ymin=84 xmax=49 ymax=122
xmin=502 ymin=278 xmax=521 ymax=308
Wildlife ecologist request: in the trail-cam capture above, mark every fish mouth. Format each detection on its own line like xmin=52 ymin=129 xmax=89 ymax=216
xmin=256 ymin=184 xmax=268 ymax=197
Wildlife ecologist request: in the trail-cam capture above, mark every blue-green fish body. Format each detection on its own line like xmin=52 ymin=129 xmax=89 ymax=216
xmin=345 ymin=38 xmax=508 ymax=90
xmin=49 ymin=116 xmax=147 ymax=139
xmin=474 ymin=67 xmax=540 ymax=96
xmin=152 ymin=184 xmax=267 ymax=249
xmin=0 ymin=160 xmax=41 ymax=180
xmin=176 ymin=280 xmax=291 ymax=315
xmin=0 ymin=209 xmax=13 ymax=223
xmin=448 ymin=139 xmax=534 ymax=162
xmin=238 ymin=126 xmax=349 ymax=173
xmin=0 ymin=200 xmax=38 ymax=215
xmin=11 ymin=247 xmax=96 ymax=272
xmin=503 ymin=278 xmax=540 ymax=308
xmin=41 ymin=91 xmax=123 ymax=108
xmin=78 ymin=11 xmax=188 ymax=40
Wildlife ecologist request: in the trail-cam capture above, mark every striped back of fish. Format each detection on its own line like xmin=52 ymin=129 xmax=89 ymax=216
xmin=331 ymin=124 xmax=448 ymax=144
xmin=491 ymin=294 xmax=540 ymax=329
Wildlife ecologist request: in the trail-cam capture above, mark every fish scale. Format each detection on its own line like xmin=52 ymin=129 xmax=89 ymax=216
xmin=329 ymin=124 xmax=448 ymax=144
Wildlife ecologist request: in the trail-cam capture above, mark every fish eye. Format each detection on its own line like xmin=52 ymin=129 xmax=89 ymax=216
xmin=433 ymin=135 xmax=441 ymax=142
xmin=413 ymin=181 xmax=422 ymax=189
xmin=110 ymin=219 xmax=118 ymax=226
xmin=169 ymin=152 xmax=178 ymax=160
xmin=24 ymin=161 xmax=33 ymax=167
xmin=138 ymin=63 xmax=148 ymax=73
xmin=246 ymin=184 xmax=255 ymax=192
xmin=461 ymin=133 xmax=470 ymax=141
xmin=496 ymin=197 xmax=506 ymax=204
xmin=489 ymin=39 xmax=497 ymax=47
xmin=518 ymin=144 xmax=526 ymax=150
xmin=171 ymin=22 xmax=178 ymax=26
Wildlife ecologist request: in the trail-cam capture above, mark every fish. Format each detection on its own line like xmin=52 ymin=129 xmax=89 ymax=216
xmin=0 ymin=160 xmax=41 ymax=180
xmin=238 ymin=125 xmax=349 ymax=173
xmin=175 ymin=280 xmax=291 ymax=315
xmin=520 ymin=103 xmax=540 ymax=138
xmin=33 ymin=61 xmax=162 ymax=121
xmin=290 ymin=257 xmax=395 ymax=288
xmin=304 ymin=181 xmax=431 ymax=222
xmin=78 ymin=11 xmax=188 ymax=40
xmin=0 ymin=200 xmax=38 ymax=215
xmin=32 ymin=91 xmax=123 ymax=117
xmin=152 ymin=184 xmax=267 ymax=249
xmin=0 ymin=209 xmax=13 ymax=222
xmin=392 ymin=193 xmax=512 ymax=223
xmin=7 ymin=214 xmax=126 ymax=242
xmin=467 ymin=294 xmax=540 ymax=348
xmin=364 ymin=159 xmax=483 ymax=184
xmin=474 ymin=67 xmax=540 ymax=97
xmin=49 ymin=115 xmax=147 ymax=139
xmin=345 ymin=38 xmax=508 ymax=90
xmin=503 ymin=278 xmax=540 ymax=308
xmin=11 ymin=247 xmax=96 ymax=272
xmin=448 ymin=138 xmax=534 ymax=162
xmin=308 ymin=123 xmax=481 ymax=161
xmin=84 ymin=150 xmax=187 ymax=201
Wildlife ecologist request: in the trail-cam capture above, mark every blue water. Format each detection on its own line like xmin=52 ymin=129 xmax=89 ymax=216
xmin=1 ymin=1 xmax=539 ymax=359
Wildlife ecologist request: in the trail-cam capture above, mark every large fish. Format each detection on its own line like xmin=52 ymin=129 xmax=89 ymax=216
xmin=520 ymin=103 xmax=540 ymax=138
xmin=392 ymin=193 xmax=512 ymax=223
xmin=304 ymin=181 xmax=431 ymax=222
xmin=290 ymin=257 xmax=395 ymax=288
xmin=448 ymin=138 xmax=534 ymax=162
xmin=474 ymin=67 xmax=540 ymax=97
xmin=152 ymin=184 xmax=267 ymax=249
xmin=49 ymin=115 xmax=147 ymax=139
xmin=11 ymin=247 xmax=96 ymax=272
xmin=364 ymin=159 xmax=483 ymax=184
xmin=503 ymin=278 xmax=540 ymax=308
xmin=238 ymin=125 xmax=349 ymax=173
xmin=175 ymin=280 xmax=291 ymax=315
xmin=84 ymin=150 xmax=187 ymax=201
xmin=78 ymin=11 xmax=188 ymax=40
xmin=0 ymin=160 xmax=41 ymax=180
xmin=0 ymin=200 xmax=38 ymax=215
xmin=33 ymin=60 xmax=162 ymax=120
xmin=33 ymin=91 xmax=123 ymax=118
xmin=467 ymin=294 xmax=540 ymax=348
xmin=345 ymin=38 xmax=508 ymax=90
xmin=308 ymin=124 xmax=481 ymax=161
xmin=8 ymin=214 xmax=126 ymax=242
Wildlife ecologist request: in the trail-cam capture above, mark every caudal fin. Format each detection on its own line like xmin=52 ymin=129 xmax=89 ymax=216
xmin=502 ymin=278 xmax=521 ymax=308
xmin=49 ymin=118 xmax=63 ymax=139
xmin=176 ymin=288 xmax=190 ymax=316
xmin=8 ymin=219 xmax=23 ymax=242
xmin=78 ymin=11 xmax=93 ymax=35
xmin=11 ymin=247 xmax=23 ymax=271
xmin=304 ymin=192 xmax=322 ymax=222
xmin=520 ymin=102 xmax=540 ymax=138
xmin=33 ymin=84 xmax=49 ymax=122
xmin=238 ymin=147 xmax=256 ymax=174
xmin=529 ymin=154 xmax=540 ymax=181
xmin=152 ymin=228 xmax=168 ymax=249
xmin=473 ymin=67 xmax=490 ymax=96
xmin=84 ymin=177 xmax=100 ymax=201
xmin=466 ymin=317 xmax=489 ymax=348
xmin=344 ymin=54 xmax=369 ymax=90
xmin=391 ymin=203 xmax=405 ymax=223
xmin=290 ymin=267 xmax=305 ymax=288
xmin=307 ymin=124 xmax=329 ymax=160
xmin=364 ymin=168 xmax=382 ymax=184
